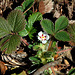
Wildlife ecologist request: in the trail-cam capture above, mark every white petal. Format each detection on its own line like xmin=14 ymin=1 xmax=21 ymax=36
xmin=38 ymin=31 xmax=43 ymax=36
xmin=43 ymin=34 xmax=47 ymax=37
xmin=38 ymin=36 xmax=42 ymax=41
xmin=46 ymin=35 xmax=50 ymax=40
xmin=42 ymin=40 xmax=47 ymax=44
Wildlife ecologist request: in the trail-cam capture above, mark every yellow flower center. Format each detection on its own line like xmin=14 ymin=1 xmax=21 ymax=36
xmin=42 ymin=36 xmax=45 ymax=39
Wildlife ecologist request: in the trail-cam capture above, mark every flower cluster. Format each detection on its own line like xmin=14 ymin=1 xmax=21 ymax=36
xmin=38 ymin=31 xmax=50 ymax=44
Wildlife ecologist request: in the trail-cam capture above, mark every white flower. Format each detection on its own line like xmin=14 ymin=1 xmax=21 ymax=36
xmin=38 ymin=31 xmax=50 ymax=44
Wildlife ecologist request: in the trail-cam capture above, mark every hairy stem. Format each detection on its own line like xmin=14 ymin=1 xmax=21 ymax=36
xmin=48 ymin=40 xmax=53 ymax=51
xmin=21 ymin=37 xmax=29 ymax=46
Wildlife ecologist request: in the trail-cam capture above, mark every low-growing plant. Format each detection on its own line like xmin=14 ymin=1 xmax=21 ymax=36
xmin=40 ymin=16 xmax=70 ymax=41
xmin=0 ymin=9 xmax=43 ymax=54
xmin=0 ymin=0 xmax=72 ymax=75
xmin=0 ymin=10 xmax=25 ymax=53
xmin=29 ymin=16 xmax=70 ymax=73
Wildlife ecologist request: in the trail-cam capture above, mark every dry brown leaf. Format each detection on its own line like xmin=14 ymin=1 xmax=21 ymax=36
xmin=39 ymin=0 xmax=45 ymax=14
xmin=0 ymin=61 xmax=7 ymax=75
xmin=39 ymin=0 xmax=54 ymax=14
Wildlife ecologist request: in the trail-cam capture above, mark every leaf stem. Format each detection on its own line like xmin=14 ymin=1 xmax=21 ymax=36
xmin=21 ymin=37 xmax=29 ymax=46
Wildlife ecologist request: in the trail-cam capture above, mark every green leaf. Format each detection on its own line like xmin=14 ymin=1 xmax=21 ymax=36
xmin=55 ymin=16 xmax=69 ymax=32
xmin=29 ymin=57 xmax=41 ymax=64
xmin=15 ymin=6 xmax=23 ymax=12
xmin=52 ymin=41 xmax=56 ymax=47
xmin=19 ymin=29 xmax=28 ymax=37
xmin=55 ymin=31 xmax=70 ymax=41
xmin=0 ymin=17 xmax=11 ymax=38
xmin=28 ymin=33 xmax=34 ymax=39
xmin=28 ymin=44 xmax=33 ymax=49
xmin=7 ymin=35 xmax=21 ymax=53
xmin=0 ymin=35 xmax=11 ymax=46
xmin=1 ymin=35 xmax=21 ymax=54
xmin=19 ymin=27 xmax=36 ymax=40
xmin=33 ymin=45 xmax=39 ymax=50
xmin=68 ymin=68 xmax=75 ymax=75
xmin=28 ymin=27 xmax=37 ymax=39
xmin=22 ymin=0 xmax=34 ymax=10
xmin=7 ymin=10 xmax=26 ymax=33
xmin=43 ymin=51 xmax=52 ymax=58
xmin=40 ymin=19 xmax=54 ymax=35
xmin=28 ymin=12 xmax=43 ymax=29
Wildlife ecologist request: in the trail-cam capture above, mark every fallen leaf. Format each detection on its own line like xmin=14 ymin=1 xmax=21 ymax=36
xmin=0 ymin=61 xmax=7 ymax=75
xmin=39 ymin=0 xmax=54 ymax=14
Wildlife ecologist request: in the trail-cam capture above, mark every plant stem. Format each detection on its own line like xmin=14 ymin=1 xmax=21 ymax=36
xmin=47 ymin=36 xmax=54 ymax=51
xmin=48 ymin=40 xmax=52 ymax=51
xmin=21 ymin=37 xmax=29 ymax=46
